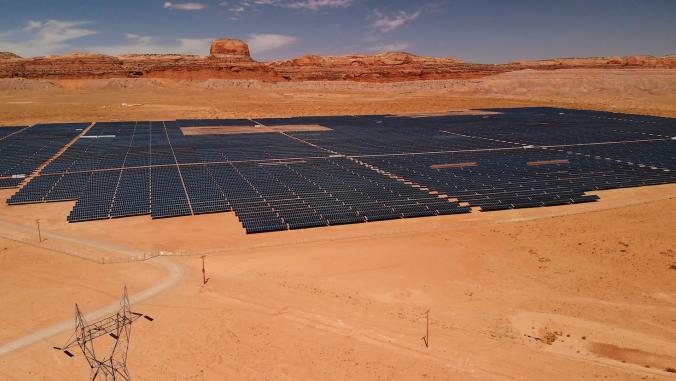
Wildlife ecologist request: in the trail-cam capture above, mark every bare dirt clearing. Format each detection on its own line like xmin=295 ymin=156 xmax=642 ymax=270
xmin=1 ymin=69 xmax=675 ymax=126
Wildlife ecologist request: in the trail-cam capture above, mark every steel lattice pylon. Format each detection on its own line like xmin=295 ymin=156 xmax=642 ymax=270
xmin=55 ymin=287 xmax=153 ymax=381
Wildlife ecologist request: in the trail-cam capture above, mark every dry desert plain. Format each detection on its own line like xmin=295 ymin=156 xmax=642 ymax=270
xmin=0 ymin=68 xmax=675 ymax=380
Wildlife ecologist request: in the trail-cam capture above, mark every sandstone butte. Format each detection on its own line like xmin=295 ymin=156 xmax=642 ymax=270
xmin=0 ymin=39 xmax=674 ymax=82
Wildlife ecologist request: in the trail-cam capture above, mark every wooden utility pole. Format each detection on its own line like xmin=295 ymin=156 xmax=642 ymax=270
xmin=36 ymin=219 xmax=42 ymax=243
xmin=201 ymin=256 xmax=208 ymax=285
xmin=422 ymin=310 xmax=429 ymax=348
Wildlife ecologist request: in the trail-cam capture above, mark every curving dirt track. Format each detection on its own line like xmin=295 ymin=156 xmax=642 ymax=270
xmin=0 ymin=217 xmax=184 ymax=357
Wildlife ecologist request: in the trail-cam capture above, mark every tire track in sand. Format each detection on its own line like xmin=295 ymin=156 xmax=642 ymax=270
xmin=0 ymin=219 xmax=184 ymax=357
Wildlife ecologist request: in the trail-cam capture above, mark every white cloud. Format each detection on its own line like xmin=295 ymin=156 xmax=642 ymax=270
xmin=22 ymin=20 xmax=43 ymax=32
xmin=0 ymin=21 xmax=296 ymax=58
xmin=283 ymin=0 xmax=352 ymax=11
xmin=0 ymin=20 xmax=98 ymax=57
xmin=223 ymin=0 xmax=351 ymax=14
xmin=87 ymin=34 xmax=212 ymax=55
xmin=368 ymin=42 xmax=410 ymax=53
xmin=124 ymin=33 xmax=154 ymax=44
xmin=247 ymin=33 xmax=297 ymax=55
xmin=219 ymin=0 xmax=252 ymax=19
xmin=373 ymin=9 xmax=421 ymax=32
xmin=163 ymin=2 xmax=207 ymax=10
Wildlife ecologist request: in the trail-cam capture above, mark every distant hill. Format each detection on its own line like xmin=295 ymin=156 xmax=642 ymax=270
xmin=0 ymin=39 xmax=673 ymax=82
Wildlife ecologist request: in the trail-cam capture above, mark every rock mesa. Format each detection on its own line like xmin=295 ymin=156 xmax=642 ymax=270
xmin=209 ymin=39 xmax=251 ymax=61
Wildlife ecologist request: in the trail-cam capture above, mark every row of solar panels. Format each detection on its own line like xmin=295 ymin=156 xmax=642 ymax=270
xmin=33 ymin=108 xmax=675 ymax=180
xmin=362 ymin=143 xmax=675 ymax=211
xmin=0 ymin=126 xmax=25 ymax=139
xmin=9 ymin=158 xmax=471 ymax=232
xmin=0 ymin=123 xmax=88 ymax=188
xmin=41 ymin=121 xmax=332 ymax=175
xmin=276 ymin=109 xmax=675 ymax=157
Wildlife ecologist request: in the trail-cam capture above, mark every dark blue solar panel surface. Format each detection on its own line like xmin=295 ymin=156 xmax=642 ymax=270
xmin=0 ymin=126 xmax=25 ymax=139
xmin=0 ymin=123 xmax=87 ymax=189
xmin=6 ymin=108 xmax=676 ymax=233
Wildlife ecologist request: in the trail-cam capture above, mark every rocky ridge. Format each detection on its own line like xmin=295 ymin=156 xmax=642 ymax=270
xmin=0 ymin=52 xmax=21 ymax=60
xmin=0 ymin=39 xmax=673 ymax=82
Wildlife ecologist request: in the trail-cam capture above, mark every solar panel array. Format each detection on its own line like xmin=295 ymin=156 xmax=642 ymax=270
xmin=361 ymin=149 xmax=657 ymax=211
xmin=0 ymin=126 xmax=24 ymax=139
xmin=6 ymin=108 xmax=676 ymax=233
xmin=0 ymin=123 xmax=86 ymax=189
xmin=0 ymin=177 xmax=23 ymax=189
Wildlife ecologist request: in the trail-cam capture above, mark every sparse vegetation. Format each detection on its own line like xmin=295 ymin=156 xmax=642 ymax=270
xmin=666 ymin=367 xmax=676 ymax=373
xmin=543 ymin=330 xmax=562 ymax=345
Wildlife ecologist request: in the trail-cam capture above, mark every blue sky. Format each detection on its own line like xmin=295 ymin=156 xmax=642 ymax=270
xmin=0 ymin=0 xmax=674 ymax=62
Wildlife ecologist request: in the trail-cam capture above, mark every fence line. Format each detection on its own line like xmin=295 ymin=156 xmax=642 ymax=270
xmin=0 ymin=232 xmax=159 ymax=264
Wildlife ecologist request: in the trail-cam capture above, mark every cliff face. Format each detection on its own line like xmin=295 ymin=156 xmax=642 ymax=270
xmin=0 ymin=39 xmax=279 ymax=81
xmin=0 ymin=39 xmax=673 ymax=82
xmin=505 ymin=55 xmax=676 ymax=70
xmin=265 ymin=52 xmax=505 ymax=81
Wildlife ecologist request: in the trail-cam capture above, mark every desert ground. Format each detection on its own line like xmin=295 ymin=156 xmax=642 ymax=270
xmin=1 ymin=69 xmax=676 ymax=126
xmin=0 ymin=68 xmax=675 ymax=380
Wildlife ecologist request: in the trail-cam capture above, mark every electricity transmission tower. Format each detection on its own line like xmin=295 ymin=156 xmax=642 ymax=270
xmin=54 ymin=287 xmax=153 ymax=380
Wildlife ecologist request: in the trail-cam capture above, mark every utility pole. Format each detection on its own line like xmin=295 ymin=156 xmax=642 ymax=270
xmin=421 ymin=309 xmax=429 ymax=348
xmin=201 ymin=255 xmax=209 ymax=285
xmin=36 ymin=219 xmax=42 ymax=243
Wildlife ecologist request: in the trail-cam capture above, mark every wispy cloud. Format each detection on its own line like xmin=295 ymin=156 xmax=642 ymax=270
xmin=373 ymin=9 xmax=421 ymax=32
xmin=222 ymin=0 xmax=351 ymax=16
xmin=368 ymin=42 xmax=410 ymax=53
xmin=229 ymin=4 xmax=248 ymax=13
xmin=0 ymin=20 xmax=98 ymax=57
xmin=247 ymin=33 xmax=298 ymax=55
xmin=22 ymin=20 xmax=43 ymax=32
xmin=163 ymin=2 xmax=207 ymax=10
xmin=87 ymin=34 xmax=212 ymax=55
xmin=220 ymin=0 xmax=250 ymax=19
xmin=0 ymin=20 xmax=297 ymax=58
xmin=283 ymin=0 xmax=352 ymax=11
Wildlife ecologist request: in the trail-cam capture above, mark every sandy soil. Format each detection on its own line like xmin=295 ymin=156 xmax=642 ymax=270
xmin=0 ymin=237 xmax=165 ymax=344
xmin=1 ymin=69 xmax=675 ymax=126
xmin=0 ymin=70 xmax=675 ymax=380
